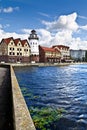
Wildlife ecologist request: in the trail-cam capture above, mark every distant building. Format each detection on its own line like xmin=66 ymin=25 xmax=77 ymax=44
xmin=70 ymin=49 xmax=86 ymax=61
xmin=0 ymin=37 xmax=30 ymax=63
xmin=52 ymin=45 xmax=70 ymax=62
xmin=28 ymin=30 xmax=39 ymax=63
xmin=39 ymin=45 xmax=61 ymax=63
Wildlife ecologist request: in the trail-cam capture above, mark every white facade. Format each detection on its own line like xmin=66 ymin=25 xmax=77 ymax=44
xmin=29 ymin=39 xmax=39 ymax=55
xmin=28 ymin=30 xmax=39 ymax=56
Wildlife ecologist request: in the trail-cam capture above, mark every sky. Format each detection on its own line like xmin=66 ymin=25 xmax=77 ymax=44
xmin=0 ymin=0 xmax=87 ymax=49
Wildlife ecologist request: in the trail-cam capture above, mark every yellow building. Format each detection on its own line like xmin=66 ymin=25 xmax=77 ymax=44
xmin=0 ymin=37 xmax=31 ymax=63
xmin=52 ymin=45 xmax=70 ymax=62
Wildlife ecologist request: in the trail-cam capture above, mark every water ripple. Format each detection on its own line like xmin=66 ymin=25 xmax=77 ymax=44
xmin=14 ymin=64 xmax=87 ymax=129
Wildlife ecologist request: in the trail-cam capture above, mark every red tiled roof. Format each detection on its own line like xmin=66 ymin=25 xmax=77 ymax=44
xmin=1 ymin=37 xmax=13 ymax=45
xmin=21 ymin=39 xmax=29 ymax=47
xmin=40 ymin=46 xmax=60 ymax=53
xmin=52 ymin=45 xmax=69 ymax=49
xmin=41 ymin=46 xmax=55 ymax=52
xmin=14 ymin=38 xmax=21 ymax=45
xmin=1 ymin=37 xmax=29 ymax=47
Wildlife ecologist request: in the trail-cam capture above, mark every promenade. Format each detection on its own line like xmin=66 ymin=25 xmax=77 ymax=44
xmin=0 ymin=65 xmax=36 ymax=130
xmin=0 ymin=67 xmax=13 ymax=130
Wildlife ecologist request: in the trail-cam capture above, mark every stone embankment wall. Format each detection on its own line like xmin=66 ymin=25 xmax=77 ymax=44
xmin=10 ymin=65 xmax=36 ymax=130
xmin=9 ymin=62 xmax=75 ymax=67
xmin=0 ymin=65 xmax=14 ymax=130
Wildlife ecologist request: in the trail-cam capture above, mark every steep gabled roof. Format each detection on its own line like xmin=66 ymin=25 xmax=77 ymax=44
xmin=0 ymin=37 xmax=29 ymax=47
xmin=21 ymin=39 xmax=30 ymax=47
xmin=14 ymin=38 xmax=21 ymax=46
xmin=1 ymin=37 xmax=14 ymax=45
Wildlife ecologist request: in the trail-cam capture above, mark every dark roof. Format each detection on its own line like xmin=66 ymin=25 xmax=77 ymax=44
xmin=52 ymin=45 xmax=69 ymax=49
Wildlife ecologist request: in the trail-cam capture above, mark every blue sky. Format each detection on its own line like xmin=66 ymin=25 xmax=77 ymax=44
xmin=0 ymin=0 xmax=87 ymax=49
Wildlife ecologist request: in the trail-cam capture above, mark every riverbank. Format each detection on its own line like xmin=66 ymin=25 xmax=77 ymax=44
xmin=0 ymin=62 xmax=86 ymax=67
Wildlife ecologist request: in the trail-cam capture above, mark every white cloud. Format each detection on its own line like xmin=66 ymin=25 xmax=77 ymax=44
xmin=0 ymin=29 xmax=28 ymax=41
xmin=38 ymin=12 xmax=50 ymax=18
xmin=42 ymin=12 xmax=78 ymax=32
xmin=40 ymin=12 xmax=87 ymax=50
xmin=22 ymin=29 xmax=31 ymax=34
xmin=0 ymin=12 xmax=87 ymax=50
xmin=79 ymin=25 xmax=87 ymax=30
xmin=3 ymin=7 xmax=13 ymax=13
xmin=22 ymin=28 xmax=52 ymax=47
xmin=4 ymin=24 xmax=10 ymax=28
xmin=78 ymin=15 xmax=87 ymax=20
xmin=37 ymin=29 xmax=52 ymax=46
xmin=0 ymin=24 xmax=2 ymax=29
xmin=0 ymin=6 xmax=19 ymax=13
xmin=70 ymin=38 xmax=87 ymax=50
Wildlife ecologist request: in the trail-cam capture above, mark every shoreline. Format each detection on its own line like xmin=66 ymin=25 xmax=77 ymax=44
xmin=0 ymin=62 xmax=87 ymax=67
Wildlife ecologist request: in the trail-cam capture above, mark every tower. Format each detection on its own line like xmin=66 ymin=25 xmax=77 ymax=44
xmin=28 ymin=30 xmax=39 ymax=63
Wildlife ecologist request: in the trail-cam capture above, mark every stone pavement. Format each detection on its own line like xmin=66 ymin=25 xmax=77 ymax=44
xmin=0 ymin=67 xmax=13 ymax=130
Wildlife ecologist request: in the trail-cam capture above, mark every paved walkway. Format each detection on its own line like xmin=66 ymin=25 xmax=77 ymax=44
xmin=0 ymin=67 xmax=13 ymax=130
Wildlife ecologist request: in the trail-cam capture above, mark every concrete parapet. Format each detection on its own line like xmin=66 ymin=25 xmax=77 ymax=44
xmin=10 ymin=65 xmax=36 ymax=130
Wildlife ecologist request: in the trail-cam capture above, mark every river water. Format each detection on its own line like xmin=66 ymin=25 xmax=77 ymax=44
xmin=14 ymin=64 xmax=87 ymax=130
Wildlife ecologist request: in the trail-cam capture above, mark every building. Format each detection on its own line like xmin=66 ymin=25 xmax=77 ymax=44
xmin=28 ymin=30 xmax=39 ymax=63
xmin=0 ymin=37 xmax=30 ymax=63
xmin=70 ymin=49 xmax=86 ymax=61
xmin=39 ymin=45 xmax=61 ymax=63
xmin=0 ymin=30 xmax=72 ymax=64
xmin=52 ymin=45 xmax=70 ymax=62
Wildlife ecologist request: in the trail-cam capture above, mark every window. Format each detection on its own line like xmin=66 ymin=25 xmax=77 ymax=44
xmin=9 ymin=52 xmax=15 ymax=55
xmin=17 ymin=53 xmax=19 ymax=55
xmin=24 ymin=49 xmax=28 ymax=52
xmin=17 ymin=48 xmax=21 ymax=51
xmin=11 ymin=42 xmax=13 ymax=45
xmin=9 ymin=52 xmax=12 ymax=55
xmin=25 ymin=44 xmax=27 ymax=46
